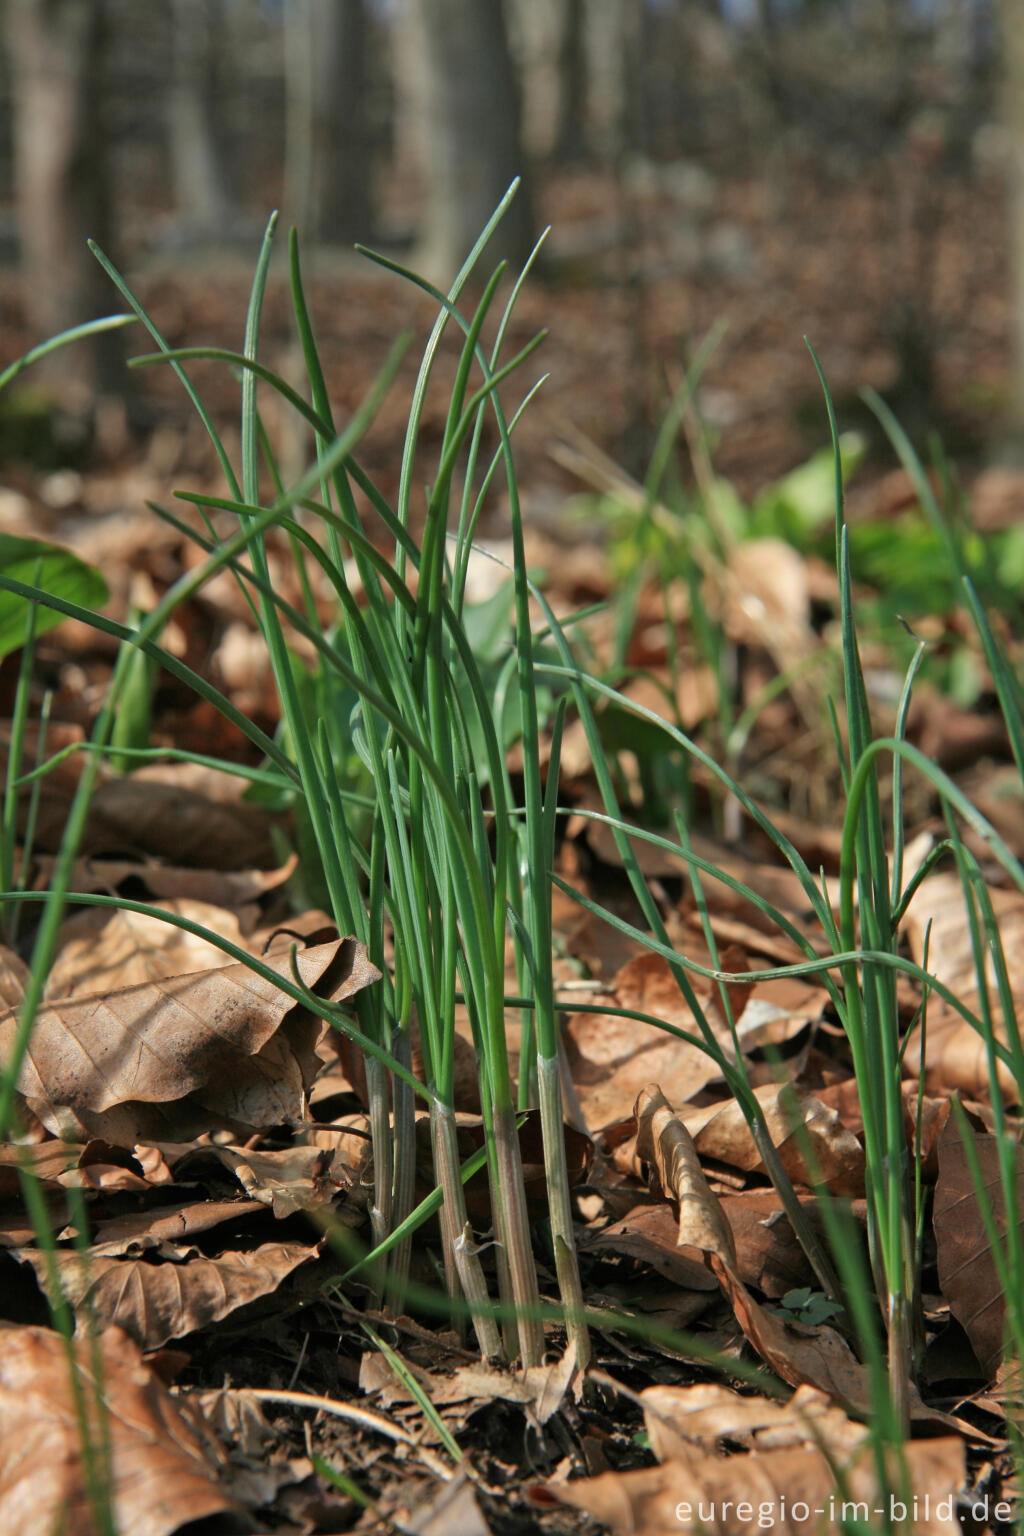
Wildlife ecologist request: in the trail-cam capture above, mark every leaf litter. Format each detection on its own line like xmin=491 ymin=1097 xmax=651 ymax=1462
xmin=3 ymin=323 xmax=1024 ymax=1532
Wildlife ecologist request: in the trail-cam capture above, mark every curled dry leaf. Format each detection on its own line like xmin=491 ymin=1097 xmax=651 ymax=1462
xmin=902 ymin=872 xmax=1024 ymax=1104
xmin=541 ymin=1433 xmax=965 ymax=1535
xmin=566 ymin=952 xmax=727 ymax=1133
xmin=33 ymin=852 xmax=297 ymax=910
xmin=0 ymin=1323 xmax=240 ymax=1536
xmin=679 ymin=1084 xmax=866 ymax=1196
xmin=16 ymin=1240 xmax=320 ymax=1352
xmin=33 ymin=762 xmax=279 ymax=871
xmin=44 ymin=899 xmax=248 ymax=1000
xmin=932 ymin=1111 xmax=1024 ymax=1381
xmin=0 ymin=935 xmax=380 ymax=1143
xmin=634 ymin=1085 xmax=872 ymax=1408
xmin=640 ymin=1381 xmax=861 ymax=1460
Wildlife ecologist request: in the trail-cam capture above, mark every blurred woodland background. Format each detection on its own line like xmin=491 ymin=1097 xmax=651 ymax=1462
xmin=0 ymin=0 xmax=1022 ymax=511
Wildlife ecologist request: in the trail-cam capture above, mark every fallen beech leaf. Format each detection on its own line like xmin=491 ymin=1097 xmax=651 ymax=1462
xmin=45 ymin=900 xmax=247 ymax=999
xmin=16 ymin=1240 xmax=320 ymax=1351
xmin=33 ymin=763 xmax=279 ymax=870
xmin=34 ymin=852 xmax=297 ymax=909
xmin=579 ymin=1202 xmax=719 ymax=1293
xmin=680 ymin=1084 xmax=865 ymax=1196
xmin=932 ymin=1112 xmax=1024 ymax=1380
xmin=362 ymin=1342 xmax=578 ymax=1426
xmin=408 ymin=1474 xmax=493 ymax=1536
xmin=0 ymin=1323 xmax=240 ymax=1535
xmin=0 ymin=936 xmax=379 ymax=1142
xmin=542 ymin=1433 xmax=965 ymax=1535
xmin=902 ymin=873 xmax=1024 ymax=1104
xmin=85 ymin=1197 xmax=268 ymax=1255
xmin=214 ymin=1143 xmax=353 ymax=1216
xmin=0 ymin=944 xmax=27 ymax=1008
xmin=566 ymin=952 xmax=727 ymax=1132
xmin=641 ymin=1382 xmax=860 ymax=1459
xmin=718 ymin=1191 xmax=820 ymax=1298
xmin=635 ymin=1085 xmax=871 ymax=1409
xmin=635 ymin=1086 xmax=960 ymax=1427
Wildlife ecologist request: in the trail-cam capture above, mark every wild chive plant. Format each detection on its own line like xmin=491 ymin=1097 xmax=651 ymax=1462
xmin=0 ymin=187 xmax=590 ymax=1368
xmin=4 ymin=198 xmax=1024 ymax=1536
xmin=529 ymin=346 xmax=1024 ymax=1458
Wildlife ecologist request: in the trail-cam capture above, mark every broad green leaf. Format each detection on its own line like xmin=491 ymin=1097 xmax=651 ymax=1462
xmin=0 ymin=535 xmax=108 ymax=659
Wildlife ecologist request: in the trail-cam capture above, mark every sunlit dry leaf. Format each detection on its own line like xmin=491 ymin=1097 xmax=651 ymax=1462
xmin=681 ymin=1084 xmax=865 ymax=1196
xmin=85 ymin=1197 xmax=267 ymax=1256
xmin=541 ymin=1434 xmax=965 ymax=1535
xmin=635 ymin=1085 xmax=871 ymax=1407
xmin=0 ymin=936 xmax=379 ymax=1142
xmin=0 ymin=944 xmax=27 ymax=1008
xmin=566 ymin=953 xmax=726 ymax=1132
xmin=45 ymin=900 xmax=247 ymax=999
xmin=16 ymin=1240 xmax=320 ymax=1351
xmin=635 ymin=1084 xmax=736 ymax=1262
xmin=932 ymin=1112 xmax=1023 ymax=1381
xmin=902 ymin=872 xmax=1024 ymax=1104
xmin=408 ymin=1474 xmax=493 ymax=1536
xmin=214 ymin=1144 xmax=350 ymax=1217
xmin=362 ymin=1342 xmax=577 ymax=1427
xmin=640 ymin=1382 xmax=861 ymax=1459
xmin=33 ymin=852 xmax=297 ymax=910
xmin=0 ymin=1324 xmax=240 ymax=1535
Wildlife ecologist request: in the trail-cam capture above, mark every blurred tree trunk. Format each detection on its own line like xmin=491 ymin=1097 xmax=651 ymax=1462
xmin=553 ymin=0 xmax=587 ymax=163
xmin=284 ymin=0 xmax=372 ymax=245
xmin=410 ymin=0 xmax=533 ymax=280
xmin=999 ymin=0 xmax=1024 ymax=446
xmin=4 ymin=0 xmax=120 ymax=411
xmin=511 ymin=0 xmax=584 ymax=165
xmin=167 ymin=0 xmax=234 ymax=238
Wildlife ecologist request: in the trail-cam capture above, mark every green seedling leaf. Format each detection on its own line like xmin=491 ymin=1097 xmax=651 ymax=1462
xmin=775 ymin=1287 xmax=845 ymax=1328
xmin=751 ymin=432 xmax=865 ymax=542
xmin=0 ymin=535 xmax=107 ymax=660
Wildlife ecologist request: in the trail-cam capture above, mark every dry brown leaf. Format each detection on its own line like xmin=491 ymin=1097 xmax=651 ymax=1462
xmin=902 ymin=872 xmax=1024 ymax=1103
xmin=16 ymin=1240 xmax=320 ymax=1351
xmin=932 ymin=1112 xmax=1023 ymax=1381
xmin=31 ymin=762 xmax=279 ymax=871
xmin=634 ymin=1086 xmax=959 ymax=1425
xmin=579 ymin=1202 xmax=720 ymax=1293
xmin=33 ymin=852 xmax=297 ymax=909
xmin=85 ymin=1197 xmax=268 ymax=1255
xmin=0 ymin=1323 xmax=240 ymax=1535
xmin=541 ymin=1434 xmax=965 ymax=1535
xmin=214 ymin=1143 xmax=353 ymax=1216
xmin=635 ymin=1085 xmax=872 ymax=1408
xmin=566 ymin=952 xmax=726 ymax=1132
xmin=640 ymin=1382 xmax=861 ymax=1459
xmin=0 ymin=936 xmax=379 ymax=1142
xmin=0 ymin=944 xmax=28 ymax=1009
xmin=680 ymin=1084 xmax=865 ymax=1196
xmin=362 ymin=1342 xmax=578 ymax=1426
xmin=45 ymin=900 xmax=247 ymax=999
xmin=718 ymin=1191 xmax=820 ymax=1298
xmin=408 ymin=1474 xmax=493 ymax=1536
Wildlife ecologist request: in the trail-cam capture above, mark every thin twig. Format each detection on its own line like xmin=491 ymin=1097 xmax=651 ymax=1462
xmin=177 ymin=1385 xmax=456 ymax=1482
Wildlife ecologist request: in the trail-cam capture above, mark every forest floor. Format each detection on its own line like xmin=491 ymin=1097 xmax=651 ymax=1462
xmin=0 ymin=165 xmax=1023 ymax=1533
